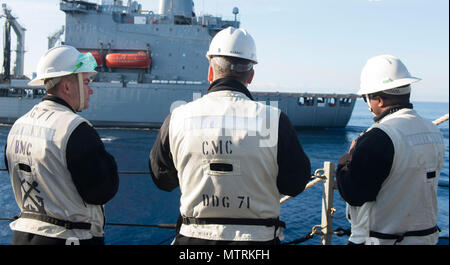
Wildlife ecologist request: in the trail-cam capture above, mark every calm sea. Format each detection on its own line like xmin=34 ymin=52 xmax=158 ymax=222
xmin=0 ymin=100 xmax=448 ymax=245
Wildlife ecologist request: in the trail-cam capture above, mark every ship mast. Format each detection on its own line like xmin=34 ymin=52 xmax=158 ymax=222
xmin=2 ymin=11 xmax=10 ymax=81
xmin=1 ymin=3 xmax=26 ymax=79
xmin=48 ymin=25 xmax=65 ymax=49
xmin=158 ymin=0 xmax=193 ymax=18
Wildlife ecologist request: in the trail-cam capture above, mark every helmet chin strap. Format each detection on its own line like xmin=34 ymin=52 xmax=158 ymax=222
xmin=76 ymin=73 xmax=84 ymax=112
xmin=365 ymin=94 xmax=376 ymax=117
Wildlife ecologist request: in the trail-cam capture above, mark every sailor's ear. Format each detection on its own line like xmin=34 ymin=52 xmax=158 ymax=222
xmin=208 ymin=65 xmax=214 ymax=82
xmin=247 ymin=70 xmax=254 ymax=84
xmin=60 ymin=76 xmax=77 ymax=96
xmin=59 ymin=78 xmax=70 ymax=94
xmin=376 ymin=96 xmax=385 ymax=108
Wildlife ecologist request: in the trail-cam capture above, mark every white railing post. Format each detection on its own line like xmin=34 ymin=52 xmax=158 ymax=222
xmin=320 ymin=161 xmax=335 ymax=245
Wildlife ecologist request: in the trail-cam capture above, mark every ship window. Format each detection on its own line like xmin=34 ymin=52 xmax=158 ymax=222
xmin=298 ymin=97 xmax=305 ymax=105
xmin=328 ymin=97 xmax=337 ymax=107
xmin=339 ymin=98 xmax=352 ymax=106
xmin=298 ymin=96 xmax=314 ymax=106
xmin=2 ymin=87 xmax=46 ymax=98
xmin=317 ymin=97 xmax=326 ymax=107
xmin=0 ymin=88 xmax=7 ymax=97
xmin=8 ymin=88 xmax=22 ymax=96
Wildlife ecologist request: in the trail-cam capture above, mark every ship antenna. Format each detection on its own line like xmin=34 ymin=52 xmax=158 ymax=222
xmin=232 ymin=7 xmax=239 ymax=28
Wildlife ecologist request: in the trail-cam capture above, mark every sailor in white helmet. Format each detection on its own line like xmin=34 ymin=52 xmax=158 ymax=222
xmin=336 ymin=55 xmax=445 ymax=245
xmin=149 ymin=27 xmax=311 ymax=245
xmin=4 ymin=45 xmax=119 ymax=245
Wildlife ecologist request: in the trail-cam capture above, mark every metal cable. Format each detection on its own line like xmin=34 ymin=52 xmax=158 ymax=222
xmin=0 ymin=217 xmax=176 ymax=230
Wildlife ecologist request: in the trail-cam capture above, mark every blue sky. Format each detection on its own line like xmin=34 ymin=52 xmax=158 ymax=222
xmin=1 ymin=0 xmax=448 ymax=102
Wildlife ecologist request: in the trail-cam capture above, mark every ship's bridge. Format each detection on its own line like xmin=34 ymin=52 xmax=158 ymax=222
xmin=60 ymin=0 xmax=239 ymax=83
xmin=60 ymin=0 xmax=239 ymax=28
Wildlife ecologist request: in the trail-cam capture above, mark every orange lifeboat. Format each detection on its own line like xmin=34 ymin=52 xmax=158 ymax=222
xmin=82 ymin=51 xmax=104 ymax=67
xmin=105 ymin=52 xmax=151 ymax=69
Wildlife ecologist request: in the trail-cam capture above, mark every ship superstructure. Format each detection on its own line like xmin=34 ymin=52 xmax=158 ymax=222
xmin=0 ymin=0 xmax=358 ymax=128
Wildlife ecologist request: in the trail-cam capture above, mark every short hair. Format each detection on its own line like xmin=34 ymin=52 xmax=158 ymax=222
xmin=211 ymin=56 xmax=254 ymax=84
xmin=44 ymin=74 xmax=77 ymax=94
xmin=368 ymin=85 xmax=411 ymax=105
xmin=44 ymin=77 xmax=62 ymax=91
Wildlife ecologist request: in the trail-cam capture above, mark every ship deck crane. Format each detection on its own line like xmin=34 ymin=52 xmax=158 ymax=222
xmin=1 ymin=3 xmax=26 ymax=79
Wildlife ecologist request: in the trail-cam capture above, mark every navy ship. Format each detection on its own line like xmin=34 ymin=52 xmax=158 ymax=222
xmin=0 ymin=0 xmax=358 ymax=128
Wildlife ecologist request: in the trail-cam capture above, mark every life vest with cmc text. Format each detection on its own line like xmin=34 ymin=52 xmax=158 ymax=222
xmin=169 ymin=90 xmax=284 ymax=241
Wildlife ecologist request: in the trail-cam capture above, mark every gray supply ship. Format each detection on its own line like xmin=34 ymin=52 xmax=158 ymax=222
xmin=0 ymin=0 xmax=358 ymax=128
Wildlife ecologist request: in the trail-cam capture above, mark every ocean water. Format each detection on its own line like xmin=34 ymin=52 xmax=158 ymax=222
xmin=0 ymin=100 xmax=448 ymax=245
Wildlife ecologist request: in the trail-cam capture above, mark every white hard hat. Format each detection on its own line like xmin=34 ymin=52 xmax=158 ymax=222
xmin=358 ymin=54 xmax=420 ymax=95
xmin=28 ymin=45 xmax=97 ymax=86
xmin=206 ymin=27 xmax=257 ymax=64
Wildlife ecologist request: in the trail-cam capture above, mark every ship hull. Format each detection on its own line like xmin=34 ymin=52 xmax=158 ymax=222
xmin=0 ymin=81 xmax=357 ymax=129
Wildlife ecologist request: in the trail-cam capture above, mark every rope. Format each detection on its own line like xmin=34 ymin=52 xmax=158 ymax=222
xmin=0 ymin=168 xmax=152 ymax=175
xmin=333 ymin=227 xmax=351 ymax=237
xmin=0 ymin=217 xmax=176 ymax=230
xmin=3 ymin=168 xmax=448 ymax=187
xmin=432 ymin=113 xmax=449 ymax=126
xmin=282 ymin=225 xmax=322 ymax=245
xmin=281 ymin=232 xmax=315 ymax=245
xmin=1 ymin=168 xmax=449 ymax=187
xmin=106 ymin=222 xmax=176 ymax=229
xmin=0 ymin=168 xmax=153 ymax=174
xmin=280 ymin=169 xmax=327 ymax=204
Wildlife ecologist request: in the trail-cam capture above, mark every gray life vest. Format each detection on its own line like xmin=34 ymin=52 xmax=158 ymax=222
xmin=347 ymin=108 xmax=445 ymax=245
xmin=6 ymin=100 xmax=105 ymax=240
xmin=169 ymin=90 xmax=284 ymax=241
